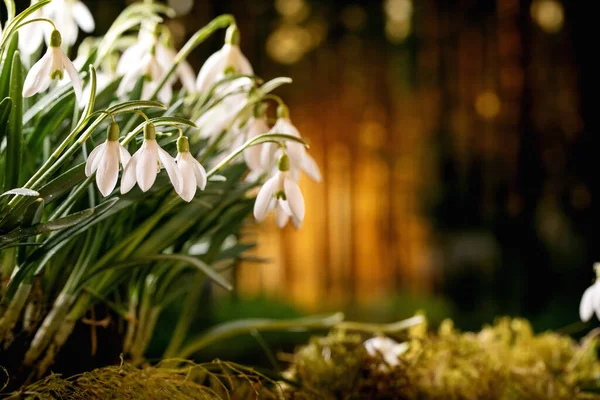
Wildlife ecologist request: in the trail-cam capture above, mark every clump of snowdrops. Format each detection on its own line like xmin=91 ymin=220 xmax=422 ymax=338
xmin=0 ymin=0 xmax=323 ymax=384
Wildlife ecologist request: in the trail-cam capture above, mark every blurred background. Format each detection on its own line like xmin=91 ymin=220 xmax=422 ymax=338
xmin=62 ymin=0 xmax=598 ymax=363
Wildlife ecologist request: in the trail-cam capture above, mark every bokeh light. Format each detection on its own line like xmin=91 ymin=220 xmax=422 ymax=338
xmin=531 ymin=0 xmax=564 ymax=33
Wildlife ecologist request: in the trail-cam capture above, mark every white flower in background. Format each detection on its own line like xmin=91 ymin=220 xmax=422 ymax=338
xmin=253 ymin=154 xmax=305 ymax=229
xmin=174 ymin=135 xmax=207 ymax=202
xmin=195 ymin=76 xmax=254 ymax=140
xmin=44 ymin=0 xmax=95 ymax=47
xmin=195 ymin=25 xmax=253 ymax=93
xmin=120 ymin=123 xmax=182 ymax=194
xmin=79 ymin=69 xmax=113 ymax=108
xmin=579 ymin=263 xmax=600 ymax=322
xmin=261 ymin=105 xmax=322 ymax=183
xmin=364 ymin=337 xmax=408 ymax=368
xmin=117 ymin=26 xmax=196 ymax=103
xmin=85 ymin=122 xmax=131 ymax=197
xmin=18 ymin=3 xmax=46 ymax=55
xmin=22 ymin=30 xmax=82 ymax=101
xmin=156 ymin=43 xmax=196 ymax=93
xmin=243 ymin=114 xmax=270 ymax=172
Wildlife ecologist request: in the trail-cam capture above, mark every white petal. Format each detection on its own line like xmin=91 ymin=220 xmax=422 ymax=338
xmin=157 ymin=145 xmax=182 ymax=193
xmin=22 ymin=50 xmax=53 ymax=97
xmin=177 ymin=60 xmax=197 ymax=93
xmin=276 ymin=203 xmax=290 ymax=228
xmin=195 ymin=47 xmax=226 ymax=93
xmin=594 ymin=285 xmax=600 ymax=320
xmin=137 ymin=142 xmax=158 ymax=192
xmin=72 ymin=1 xmax=95 ymax=32
xmin=176 ymin=157 xmax=197 ymax=202
xmin=62 ymin=52 xmax=83 ymax=102
xmin=253 ymin=175 xmax=279 ymax=221
xmin=117 ymin=44 xmax=147 ymax=76
xmin=85 ymin=142 xmax=106 ymax=176
xmin=18 ymin=22 xmax=44 ymax=55
xmin=118 ymin=144 xmax=131 ymax=168
xmin=95 ymin=142 xmax=119 ymax=197
xmin=580 ymin=285 xmax=596 ymax=322
xmin=191 ymin=157 xmax=207 ymax=190
xmin=291 ymin=215 xmax=303 ymax=229
xmin=284 ymin=177 xmax=305 ymax=222
xmin=228 ymin=45 xmax=253 ymax=75
xmin=157 ymin=82 xmax=173 ymax=104
xmin=302 ymin=153 xmax=322 ymax=183
xmin=120 ymin=152 xmax=139 ymax=194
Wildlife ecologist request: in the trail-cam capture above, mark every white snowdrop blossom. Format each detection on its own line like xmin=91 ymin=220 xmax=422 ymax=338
xmin=85 ymin=122 xmax=131 ymax=197
xmin=117 ymin=26 xmax=196 ymax=103
xmin=195 ymin=25 xmax=253 ymax=93
xmin=261 ymin=106 xmax=321 ymax=183
xmin=174 ymin=136 xmax=207 ymax=202
xmin=243 ymin=114 xmax=270 ymax=172
xmin=253 ymin=154 xmax=305 ymax=229
xmin=195 ymin=76 xmax=254 ymax=140
xmin=22 ymin=30 xmax=82 ymax=102
xmin=364 ymin=337 xmax=409 ymax=368
xmin=579 ymin=263 xmax=600 ymax=322
xmin=44 ymin=0 xmax=95 ymax=47
xmin=120 ymin=123 xmax=182 ymax=194
xmin=18 ymin=3 xmax=46 ymax=55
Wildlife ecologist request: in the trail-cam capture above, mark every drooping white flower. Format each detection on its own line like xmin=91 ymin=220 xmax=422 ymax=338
xmin=580 ymin=263 xmax=600 ymax=322
xmin=85 ymin=122 xmax=131 ymax=197
xmin=243 ymin=114 xmax=270 ymax=172
xmin=174 ymin=135 xmax=207 ymax=202
xmin=117 ymin=26 xmax=196 ymax=103
xmin=22 ymin=30 xmax=82 ymax=101
xmin=253 ymin=154 xmax=305 ymax=229
xmin=44 ymin=0 xmax=95 ymax=47
xmin=195 ymin=76 xmax=254 ymax=140
xmin=364 ymin=337 xmax=408 ymax=368
xmin=17 ymin=3 xmax=46 ymax=55
xmin=195 ymin=25 xmax=253 ymax=93
xmin=261 ymin=105 xmax=322 ymax=183
xmin=120 ymin=123 xmax=182 ymax=194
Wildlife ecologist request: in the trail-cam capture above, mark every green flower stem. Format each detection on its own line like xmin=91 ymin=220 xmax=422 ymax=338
xmin=175 ymin=313 xmax=345 ymax=361
xmin=206 ymin=133 xmax=307 ymax=178
xmin=149 ymin=14 xmax=236 ymax=101
xmin=0 ymin=283 xmax=32 ymax=341
xmin=163 ymin=273 xmax=205 ymax=358
xmin=24 ymin=292 xmax=75 ymax=364
xmin=122 ymin=289 xmax=139 ymax=354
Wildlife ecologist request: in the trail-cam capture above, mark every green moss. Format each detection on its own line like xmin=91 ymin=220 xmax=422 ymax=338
xmin=288 ymin=317 xmax=600 ymax=399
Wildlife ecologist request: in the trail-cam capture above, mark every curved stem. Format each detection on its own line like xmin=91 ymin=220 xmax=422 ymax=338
xmin=14 ymin=17 xmax=56 ymax=32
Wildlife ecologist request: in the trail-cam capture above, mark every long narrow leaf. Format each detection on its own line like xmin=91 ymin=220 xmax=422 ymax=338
xmin=4 ymin=51 xmax=23 ymax=192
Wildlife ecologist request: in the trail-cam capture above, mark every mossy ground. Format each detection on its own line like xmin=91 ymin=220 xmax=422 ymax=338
xmin=6 ymin=318 xmax=600 ymax=399
xmin=288 ymin=317 xmax=600 ymax=399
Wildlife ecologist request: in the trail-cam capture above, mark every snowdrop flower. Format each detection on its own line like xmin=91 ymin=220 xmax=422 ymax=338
xmin=174 ymin=136 xmax=207 ymax=202
xmin=261 ymin=105 xmax=321 ymax=183
xmin=22 ymin=30 xmax=82 ymax=101
xmin=117 ymin=26 xmax=195 ymax=103
xmin=44 ymin=0 xmax=95 ymax=47
xmin=579 ymin=263 xmax=600 ymax=322
xmin=85 ymin=122 xmax=131 ymax=197
xmin=243 ymin=113 xmax=270 ymax=172
xmin=364 ymin=337 xmax=408 ymax=368
xmin=253 ymin=154 xmax=305 ymax=229
xmin=195 ymin=76 xmax=254 ymax=140
xmin=195 ymin=24 xmax=253 ymax=93
xmin=18 ymin=3 xmax=46 ymax=55
xmin=120 ymin=123 xmax=182 ymax=194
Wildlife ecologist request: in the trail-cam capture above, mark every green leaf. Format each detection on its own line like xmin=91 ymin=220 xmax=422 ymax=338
xmin=176 ymin=313 xmax=345 ymax=359
xmin=0 ymin=208 xmax=94 ymax=247
xmin=0 ymin=188 xmax=39 ymax=197
xmin=79 ymin=254 xmax=232 ymax=292
xmin=108 ymin=100 xmax=166 ymax=114
xmin=0 ymin=96 xmax=13 ymax=146
xmin=0 ymin=31 xmax=19 ymax=99
xmin=37 ymin=163 xmax=87 ymax=204
xmin=4 ymin=51 xmax=23 ymax=192
xmin=0 ymin=0 xmax=52 ymax=50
